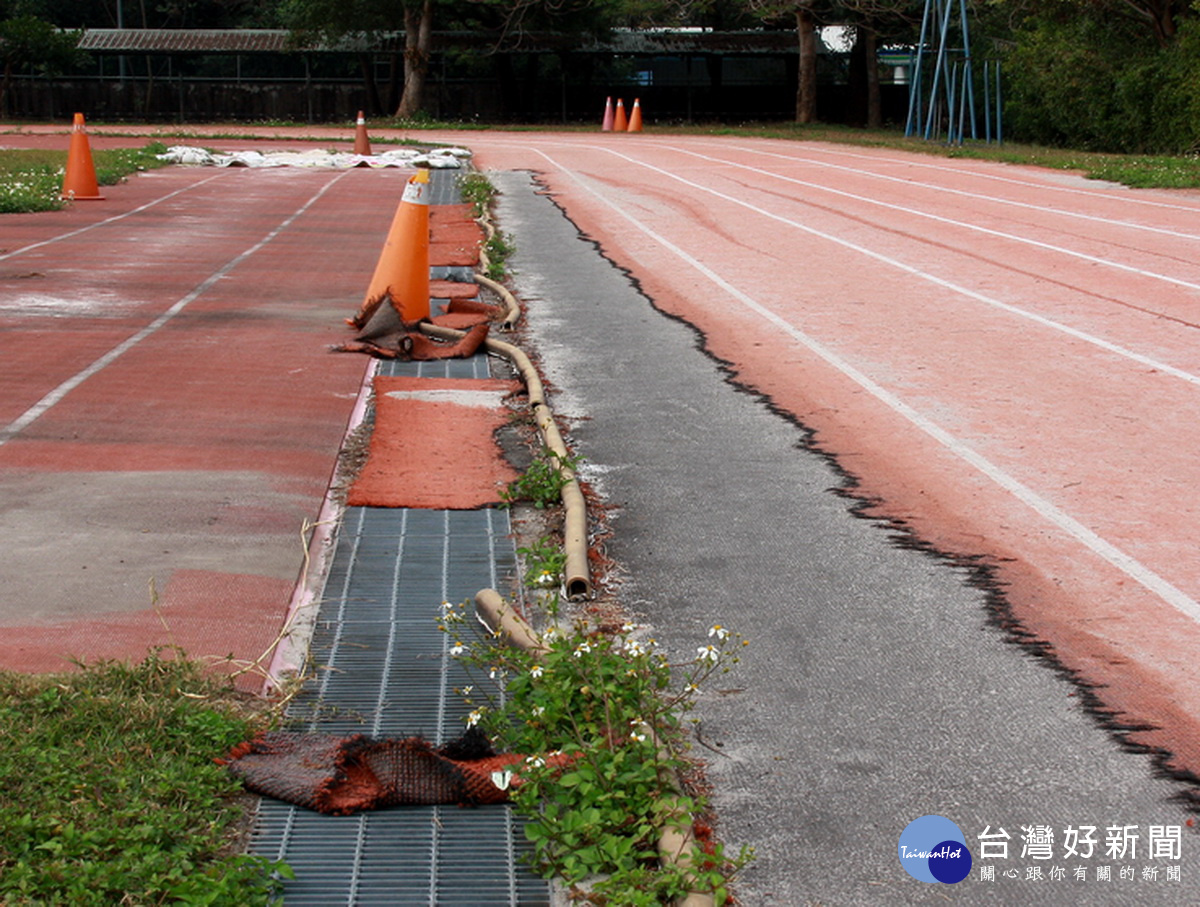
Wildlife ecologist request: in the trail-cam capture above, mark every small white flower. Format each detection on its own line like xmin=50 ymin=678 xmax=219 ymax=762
xmin=466 ymin=708 xmax=484 ymax=727
xmin=537 ymin=570 xmax=557 ymax=585
xmin=621 ymin=622 xmax=637 ymax=633
xmin=573 ymin=642 xmax=592 ymax=658
xmin=459 ymin=685 xmax=474 ymax=696
xmin=630 ymin=730 xmax=646 ymax=743
xmin=449 ymin=641 xmax=467 ymax=657
xmin=708 ymin=624 xmax=730 ymax=641
xmin=530 ymin=665 xmax=544 ymax=679
xmin=697 ymin=644 xmax=720 ymax=662
xmin=685 ymin=682 xmax=701 ymax=693
xmin=525 ymin=755 xmax=546 ymax=769
xmin=532 ymin=705 xmax=545 ymax=717
xmin=440 ymin=600 xmax=454 ymax=614
xmin=490 ymin=769 xmax=514 ymax=791
xmin=623 ymin=640 xmax=646 ymax=656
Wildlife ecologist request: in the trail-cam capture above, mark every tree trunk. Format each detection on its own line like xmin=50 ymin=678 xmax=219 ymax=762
xmin=796 ymin=3 xmax=817 ymax=124
xmin=386 ymin=52 xmax=400 ymax=115
xmin=1154 ymin=2 xmax=1178 ymax=45
xmin=359 ymin=53 xmax=383 ymax=115
xmin=0 ymin=60 xmax=12 ymax=118
xmin=864 ymin=24 xmax=881 ymax=129
xmin=395 ymin=0 xmax=433 ymax=119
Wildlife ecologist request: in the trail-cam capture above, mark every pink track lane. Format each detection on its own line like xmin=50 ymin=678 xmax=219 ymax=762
xmin=0 ymin=155 xmax=414 ymax=686
xmin=445 ymin=131 xmax=1200 ymax=774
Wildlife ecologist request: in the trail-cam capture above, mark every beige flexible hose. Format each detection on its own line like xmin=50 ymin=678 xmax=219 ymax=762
xmin=474 ymin=207 xmax=521 ymax=326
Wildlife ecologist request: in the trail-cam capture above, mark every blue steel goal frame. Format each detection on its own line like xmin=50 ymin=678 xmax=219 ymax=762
xmin=904 ymin=0 xmax=1003 ymax=145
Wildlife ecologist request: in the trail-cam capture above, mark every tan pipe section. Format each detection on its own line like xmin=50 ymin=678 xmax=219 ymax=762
xmin=474 ymin=587 xmax=547 ymax=655
xmin=475 ymin=589 xmax=713 ymax=907
xmin=475 ymin=271 xmax=521 ymax=328
xmin=420 ymin=323 xmax=591 ymax=599
xmin=474 ymin=209 xmax=521 ymax=327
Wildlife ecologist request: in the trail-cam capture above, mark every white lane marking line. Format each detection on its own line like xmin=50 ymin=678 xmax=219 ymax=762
xmin=383 ymin=389 xmax=509 ymax=407
xmin=709 ymin=142 xmax=1200 ymax=244
xmin=534 ymin=148 xmax=1200 ymax=625
xmin=585 ymin=144 xmax=1200 ymax=389
xmin=667 ymin=146 xmax=1200 ymax=294
xmin=0 ymin=173 xmax=227 ymax=263
xmin=0 ymin=170 xmax=352 ymax=447
xmin=744 ymin=140 xmax=1200 ymax=215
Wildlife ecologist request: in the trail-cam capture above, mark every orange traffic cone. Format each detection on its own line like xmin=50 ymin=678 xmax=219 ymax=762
xmin=628 ymin=98 xmax=643 ymax=133
xmin=60 ymin=113 xmax=104 ymax=201
xmin=353 ymin=110 xmax=371 ymax=155
xmin=601 ymin=96 xmax=614 ymax=132
xmin=613 ymin=98 xmax=628 ymax=132
xmin=347 ymin=168 xmax=432 ymax=329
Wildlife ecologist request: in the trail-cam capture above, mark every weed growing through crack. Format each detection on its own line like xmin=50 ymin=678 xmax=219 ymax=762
xmin=458 ymin=171 xmax=496 ymax=218
xmin=0 ymin=650 xmax=289 ymax=905
xmin=484 ymin=230 xmax=515 ymax=281
xmin=501 ymin=447 xmax=580 ymax=510
xmin=518 ymin=535 xmax=568 ymax=589
xmin=439 ymin=599 xmax=754 ymax=904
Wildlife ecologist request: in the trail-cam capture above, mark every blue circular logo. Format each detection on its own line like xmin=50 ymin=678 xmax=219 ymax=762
xmin=898 ymin=815 xmax=972 ymax=884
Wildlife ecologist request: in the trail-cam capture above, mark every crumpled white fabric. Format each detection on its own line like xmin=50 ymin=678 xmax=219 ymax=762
xmin=156 ymin=145 xmax=471 ymax=170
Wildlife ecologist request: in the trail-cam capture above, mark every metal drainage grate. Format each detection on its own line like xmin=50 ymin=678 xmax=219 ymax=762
xmin=251 ymin=505 xmax=549 ymax=904
xmin=380 ymin=356 xmax=493 ymax=381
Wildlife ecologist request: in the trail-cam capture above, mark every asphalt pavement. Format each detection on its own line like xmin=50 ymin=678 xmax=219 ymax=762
xmin=490 ymin=169 xmax=1200 ymax=905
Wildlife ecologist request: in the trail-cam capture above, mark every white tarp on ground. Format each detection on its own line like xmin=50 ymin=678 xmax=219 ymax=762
xmin=156 ymin=145 xmax=471 ymax=169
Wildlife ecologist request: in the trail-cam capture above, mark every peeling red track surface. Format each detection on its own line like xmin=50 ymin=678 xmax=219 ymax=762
xmin=442 ymin=131 xmax=1200 ymax=777
xmin=346 ymin=376 xmax=518 ymax=509
xmin=0 ymin=136 xmax=416 ymax=684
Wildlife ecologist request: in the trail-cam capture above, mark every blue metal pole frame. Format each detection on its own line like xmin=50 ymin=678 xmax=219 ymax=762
xmin=996 ymin=61 xmax=1004 ymax=144
xmin=959 ymin=0 xmax=977 ymax=140
xmin=905 ymin=0 xmax=936 ymax=137
xmin=924 ymin=0 xmax=956 ymax=140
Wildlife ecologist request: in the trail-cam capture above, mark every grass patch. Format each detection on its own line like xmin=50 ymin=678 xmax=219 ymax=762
xmin=0 ymin=651 xmax=288 ymax=905
xmin=0 ymin=142 xmax=170 ymax=214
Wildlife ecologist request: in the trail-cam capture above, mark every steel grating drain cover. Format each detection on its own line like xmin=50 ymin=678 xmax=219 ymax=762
xmin=250 ymin=502 xmax=550 ymax=904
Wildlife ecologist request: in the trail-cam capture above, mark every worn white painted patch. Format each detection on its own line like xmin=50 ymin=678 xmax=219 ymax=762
xmin=383 ymin=388 xmax=509 ymax=408
xmin=0 ymin=291 xmax=137 ymax=317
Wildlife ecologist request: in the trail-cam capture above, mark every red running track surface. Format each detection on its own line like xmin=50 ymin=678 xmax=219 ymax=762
xmin=447 ymin=130 xmax=1200 ymax=775
xmin=0 ymin=148 xmax=415 ymax=686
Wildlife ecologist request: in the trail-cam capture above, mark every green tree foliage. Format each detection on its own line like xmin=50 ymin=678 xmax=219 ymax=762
xmin=283 ymin=0 xmax=683 ymax=118
xmin=0 ymin=2 xmax=84 ymax=112
xmin=998 ymin=0 xmax=1200 ymax=152
xmin=36 ymin=0 xmax=278 ymax=28
xmin=738 ymin=0 xmax=921 ymax=124
xmin=281 ymin=0 xmax=432 ymax=117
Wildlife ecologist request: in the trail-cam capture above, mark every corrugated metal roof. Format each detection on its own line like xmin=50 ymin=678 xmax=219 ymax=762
xmin=76 ymin=27 xmax=805 ymax=56
xmin=77 ymin=29 xmax=296 ymax=53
